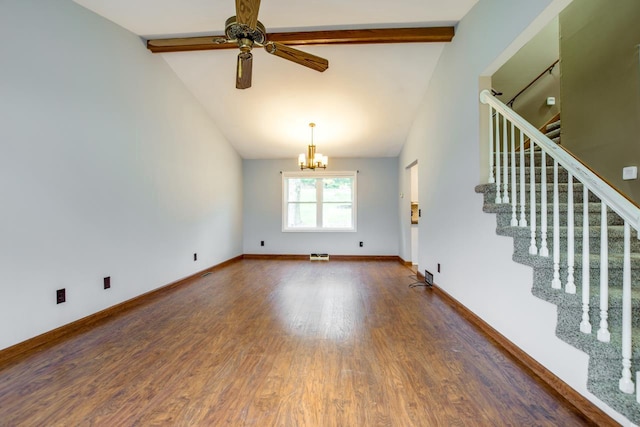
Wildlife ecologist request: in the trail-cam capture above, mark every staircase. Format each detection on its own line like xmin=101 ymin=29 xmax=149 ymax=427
xmin=522 ymin=115 xmax=560 ymax=151
xmin=478 ymin=90 xmax=640 ymax=424
xmin=544 ymin=116 xmax=561 ymax=144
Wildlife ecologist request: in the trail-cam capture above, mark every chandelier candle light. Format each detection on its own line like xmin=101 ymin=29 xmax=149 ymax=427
xmin=298 ymin=123 xmax=328 ymax=170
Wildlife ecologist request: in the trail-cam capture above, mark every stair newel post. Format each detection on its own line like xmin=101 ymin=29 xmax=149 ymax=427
xmin=488 ymin=106 xmax=495 ymax=184
xmin=597 ymin=201 xmax=611 ymax=342
xmin=580 ymin=186 xmax=592 ymax=334
xmin=565 ymin=172 xmax=576 ymax=294
xmin=528 ymin=140 xmax=537 ymax=255
xmin=619 ymin=221 xmax=634 ymax=393
xmin=495 ymin=113 xmax=502 ymax=204
xmin=539 ymin=151 xmax=549 ymax=257
xmin=510 ymin=122 xmax=518 ymax=226
xmin=502 ymin=115 xmax=509 ymax=203
xmin=551 ymin=160 xmax=561 ymax=289
xmin=518 ymin=130 xmax=527 ymax=227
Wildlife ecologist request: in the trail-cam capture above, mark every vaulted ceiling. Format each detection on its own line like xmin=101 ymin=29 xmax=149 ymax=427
xmin=72 ymin=0 xmax=478 ymax=160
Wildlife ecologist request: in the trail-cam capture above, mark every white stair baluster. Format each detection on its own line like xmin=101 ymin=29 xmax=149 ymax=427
xmin=488 ymin=106 xmax=495 ymax=184
xmin=495 ymin=113 xmax=502 ymax=204
xmin=510 ymin=122 xmax=518 ymax=226
xmin=528 ymin=140 xmax=537 ymax=255
xmin=565 ymin=172 xmax=576 ymax=294
xmin=597 ymin=201 xmax=610 ymax=342
xmin=619 ymin=221 xmax=634 ymax=393
xmin=519 ymin=130 xmax=527 ymax=227
xmin=539 ymin=151 xmax=549 ymax=257
xmin=580 ymin=186 xmax=591 ymax=333
xmin=503 ymin=115 xmax=509 ymax=203
xmin=551 ymin=160 xmax=561 ymax=289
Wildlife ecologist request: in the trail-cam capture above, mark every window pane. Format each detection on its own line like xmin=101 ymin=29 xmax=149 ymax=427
xmin=322 ymin=203 xmax=352 ymax=228
xmin=282 ymin=172 xmax=356 ymax=232
xmin=322 ymin=178 xmax=353 ymax=202
xmin=288 ymin=178 xmax=317 ymax=202
xmin=288 ymin=203 xmax=316 ymax=228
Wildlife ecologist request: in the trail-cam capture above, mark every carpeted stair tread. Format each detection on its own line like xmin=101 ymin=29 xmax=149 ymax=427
xmin=485 ymin=184 xmax=606 ymax=204
xmin=536 ymin=282 xmax=640 ymax=306
xmin=545 ymin=128 xmax=561 ymax=140
xmin=484 ymin=201 xmax=621 ymax=217
xmin=546 ymin=120 xmax=561 ymax=132
xmin=514 ymin=252 xmax=640 ymax=272
xmin=497 ymin=224 xmax=638 ymax=241
xmin=513 ymin=151 xmax=558 ymax=166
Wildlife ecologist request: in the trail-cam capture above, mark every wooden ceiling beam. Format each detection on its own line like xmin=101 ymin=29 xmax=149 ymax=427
xmin=146 ymin=26 xmax=455 ymax=53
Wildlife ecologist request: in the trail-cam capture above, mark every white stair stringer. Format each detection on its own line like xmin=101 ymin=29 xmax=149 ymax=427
xmin=476 ymin=181 xmax=640 ymax=423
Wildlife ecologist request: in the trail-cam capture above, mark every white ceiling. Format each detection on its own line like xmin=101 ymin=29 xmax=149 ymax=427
xmin=73 ymin=0 xmax=478 ymax=159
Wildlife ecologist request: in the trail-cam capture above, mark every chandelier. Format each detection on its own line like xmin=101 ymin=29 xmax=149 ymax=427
xmin=298 ymin=123 xmax=328 ymax=170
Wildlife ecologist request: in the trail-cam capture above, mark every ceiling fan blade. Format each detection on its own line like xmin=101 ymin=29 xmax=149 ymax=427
xmin=235 ymin=0 xmax=261 ymax=30
xmin=236 ymin=52 xmax=253 ymax=89
xmin=268 ymin=27 xmax=455 ymax=46
xmin=264 ymin=42 xmax=328 ymax=72
xmin=147 ymin=35 xmax=231 ymax=53
xmin=146 ymin=26 xmax=455 ymax=53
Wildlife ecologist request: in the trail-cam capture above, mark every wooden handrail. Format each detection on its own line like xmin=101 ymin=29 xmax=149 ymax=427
xmin=506 ymin=60 xmax=559 ymax=108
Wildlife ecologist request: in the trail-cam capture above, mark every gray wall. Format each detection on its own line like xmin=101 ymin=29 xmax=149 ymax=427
xmin=560 ymin=0 xmax=640 ymax=203
xmin=243 ymin=158 xmax=399 ymax=256
xmin=0 ymin=0 xmax=243 ymax=349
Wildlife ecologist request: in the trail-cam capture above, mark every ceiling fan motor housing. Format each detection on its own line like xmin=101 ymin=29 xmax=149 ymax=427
xmin=225 ymin=16 xmax=267 ymax=45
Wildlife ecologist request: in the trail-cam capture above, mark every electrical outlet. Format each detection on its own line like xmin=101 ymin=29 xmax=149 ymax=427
xmin=359 ymin=241 xmax=363 ymax=247
xmin=56 ymin=288 xmax=66 ymax=304
xmin=194 ymin=253 xmax=197 ymax=261
xmin=261 ymin=241 xmax=264 ymax=247
xmin=104 ymin=276 xmax=111 ymax=289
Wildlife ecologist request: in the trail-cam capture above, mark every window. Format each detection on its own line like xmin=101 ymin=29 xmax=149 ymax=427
xmin=282 ymin=171 xmax=357 ymax=232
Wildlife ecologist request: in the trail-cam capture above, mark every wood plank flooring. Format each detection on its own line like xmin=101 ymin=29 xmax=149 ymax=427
xmin=0 ymin=260 xmax=599 ymax=426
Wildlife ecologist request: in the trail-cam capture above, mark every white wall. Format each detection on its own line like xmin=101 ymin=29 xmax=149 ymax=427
xmin=410 ymin=164 xmax=419 ymax=264
xmin=410 ymin=226 xmax=418 ymax=265
xmin=399 ymin=0 xmax=629 ymax=424
xmin=243 ymin=158 xmax=398 ymax=256
xmin=0 ymin=0 xmax=243 ymax=350
xmin=410 ymin=165 xmax=419 ymax=202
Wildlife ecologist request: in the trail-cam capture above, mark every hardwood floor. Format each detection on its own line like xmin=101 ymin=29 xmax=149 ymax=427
xmin=0 ymin=259 xmax=602 ymax=426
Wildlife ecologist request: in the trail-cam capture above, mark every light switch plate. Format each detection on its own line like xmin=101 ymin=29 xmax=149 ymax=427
xmin=623 ymin=166 xmax=638 ymax=180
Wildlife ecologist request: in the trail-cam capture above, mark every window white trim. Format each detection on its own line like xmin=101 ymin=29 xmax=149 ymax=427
xmin=282 ymin=171 xmax=357 ymax=232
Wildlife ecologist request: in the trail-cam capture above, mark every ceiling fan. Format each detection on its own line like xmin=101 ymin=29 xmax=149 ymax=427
xmin=215 ymin=0 xmax=329 ymax=89
xmin=146 ymin=0 xmax=456 ymax=89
